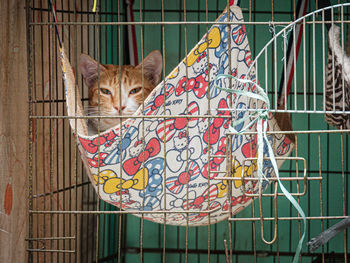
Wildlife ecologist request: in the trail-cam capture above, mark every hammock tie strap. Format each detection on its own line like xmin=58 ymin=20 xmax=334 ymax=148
xmin=214 ymin=74 xmax=305 ymax=263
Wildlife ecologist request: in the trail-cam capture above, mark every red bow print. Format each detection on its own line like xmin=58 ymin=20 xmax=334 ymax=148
xmin=166 ymin=161 xmax=200 ymax=194
xmin=242 ymin=136 xmax=257 ymax=158
xmin=182 ymin=185 xmax=218 ymax=210
xmin=175 ymin=75 xmax=208 ymax=99
xmin=204 ymin=63 xmax=213 ymax=75
xmin=156 ymin=102 xmax=199 ymax=142
xmin=134 ymin=140 xmax=142 ymax=147
xmin=204 ymin=99 xmax=230 ymax=145
xmin=144 ymin=84 xmax=175 ymax=115
xmin=79 ymin=130 xmax=116 ymax=154
xmin=202 ymin=137 xmax=226 ymax=179
xmin=222 ymin=194 xmax=252 ymax=211
xmin=232 ymin=68 xmax=238 ymax=78
xmin=156 ymin=118 xmax=187 ymax=142
xmin=188 ymin=201 xmax=221 ymax=222
xmin=123 ymin=138 xmax=161 ymax=176
xmin=245 ymin=51 xmax=253 ymax=67
xmin=196 ymin=51 xmax=207 ymax=62
xmin=277 ymin=136 xmax=291 ymax=156
xmin=178 ymin=131 xmax=186 ymax=139
xmin=241 ymin=121 xmax=268 ymax=158
xmin=116 ymin=190 xmax=129 ymax=196
xmin=88 ymin=152 xmax=109 ymax=168
xmin=232 ymin=24 xmax=246 ymax=45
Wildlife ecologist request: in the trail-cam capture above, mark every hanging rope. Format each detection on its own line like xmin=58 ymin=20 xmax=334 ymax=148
xmin=48 ymin=0 xmax=62 ymax=48
xmin=277 ymin=0 xmax=308 ymax=107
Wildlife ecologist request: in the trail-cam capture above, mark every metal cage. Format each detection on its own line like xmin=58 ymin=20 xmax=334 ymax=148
xmin=27 ymin=0 xmax=350 ymax=262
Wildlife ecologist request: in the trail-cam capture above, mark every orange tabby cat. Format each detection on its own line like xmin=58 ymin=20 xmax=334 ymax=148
xmin=80 ymin=51 xmax=162 ymax=134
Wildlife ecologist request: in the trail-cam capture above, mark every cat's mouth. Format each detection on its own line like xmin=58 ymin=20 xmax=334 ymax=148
xmin=86 ymin=106 xmax=137 ymax=117
xmin=86 ymin=106 xmax=140 ymax=133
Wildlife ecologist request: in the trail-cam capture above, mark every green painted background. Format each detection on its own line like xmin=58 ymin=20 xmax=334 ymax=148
xmin=97 ymin=1 xmax=350 ymax=262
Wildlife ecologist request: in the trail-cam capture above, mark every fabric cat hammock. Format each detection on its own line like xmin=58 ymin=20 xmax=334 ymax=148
xmin=60 ymin=4 xmax=294 ymax=226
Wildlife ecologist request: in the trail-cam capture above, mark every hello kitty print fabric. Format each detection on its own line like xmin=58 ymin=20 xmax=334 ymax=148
xmin=71 ymin=5 xmax=294 ymax=226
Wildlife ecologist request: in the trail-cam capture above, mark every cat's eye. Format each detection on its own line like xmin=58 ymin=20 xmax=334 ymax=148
xmin=100 ymin=88 xmax=111 ymax=95
xmin=129 ymin=87 xmax=142 ymax=95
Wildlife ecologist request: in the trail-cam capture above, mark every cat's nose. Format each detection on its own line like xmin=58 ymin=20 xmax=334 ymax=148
xmin=114 ymin=106 xmax=126 ymax=112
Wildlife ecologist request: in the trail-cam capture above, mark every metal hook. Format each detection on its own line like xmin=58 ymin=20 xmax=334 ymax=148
xmin=259 ymin=181 xmax=278 ymax=245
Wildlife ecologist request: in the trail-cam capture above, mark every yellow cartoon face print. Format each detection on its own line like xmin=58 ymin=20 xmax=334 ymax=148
xmin=185 ymin=27 xmax=221 ymax=67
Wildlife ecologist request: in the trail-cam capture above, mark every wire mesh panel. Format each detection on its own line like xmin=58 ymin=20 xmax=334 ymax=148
xmin=27 ymin=0 xmax=350 ymax=262
xmin=27 ymin=1 xmax=99 ymax=261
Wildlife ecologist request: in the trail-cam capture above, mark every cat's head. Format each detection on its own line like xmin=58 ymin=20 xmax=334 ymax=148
xmin=80 ymin=51 xmax=162 ymax=131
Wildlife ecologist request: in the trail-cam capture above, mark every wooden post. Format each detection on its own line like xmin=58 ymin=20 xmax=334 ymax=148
xmin=0 ymin=0 xmax=28 ymax=262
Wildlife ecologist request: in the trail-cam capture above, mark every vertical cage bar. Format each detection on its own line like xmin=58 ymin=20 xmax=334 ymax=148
xmin=26 ymin=0 xmax=34 ymax=261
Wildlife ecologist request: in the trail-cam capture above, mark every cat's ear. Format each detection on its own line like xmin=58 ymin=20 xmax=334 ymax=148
xmin=80 ymin=54 xmax=106 ymax=87
xmin=137 ymin=50 xmax=162 ymax=85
